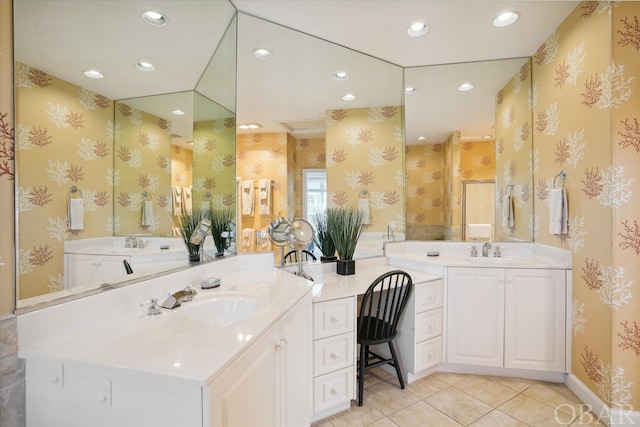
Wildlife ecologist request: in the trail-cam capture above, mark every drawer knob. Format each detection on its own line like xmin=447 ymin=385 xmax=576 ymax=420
xmin=428 ymin=352 xmax=434 ymax=358
xmin=428 ymin=324 xmax=434 ymax=330
xmin=429 ymin=294 xmax=436 ymax=300
xmin=330 ymin=352 xmax=337 ymax=360
xmin=329 ymin=316 xmax=338 ymax=323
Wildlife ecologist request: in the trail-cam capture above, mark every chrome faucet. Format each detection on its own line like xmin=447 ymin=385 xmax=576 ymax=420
xmin=161 ymin=286 xmax=197 ymax=309
xmin=482 ymin=242 xmax=492 ymax=257
xmin=466 ymin=244 xmax=478 ymax=257
xmin=494 ymin=245 xmax=505 ymax=258
xmin=125 ymin=237 xmax=138 ymax=248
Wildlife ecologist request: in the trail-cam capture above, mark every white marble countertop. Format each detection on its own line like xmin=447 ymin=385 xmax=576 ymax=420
xmin=285 ymin=257 xmax=442 ymax=303
xmin=18 ymin=254 xmax=312 ymax=387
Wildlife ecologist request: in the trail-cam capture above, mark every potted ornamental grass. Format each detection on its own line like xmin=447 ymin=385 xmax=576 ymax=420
xmin=208 ymin=208 xmax=234 ymax=257
xmin=313 ymin=211 xmax=337 ymax=262
xmin=176 ymin=208 xmax=208 ymax=263
xmin=326 ymin=206 xmax=366 ymax=275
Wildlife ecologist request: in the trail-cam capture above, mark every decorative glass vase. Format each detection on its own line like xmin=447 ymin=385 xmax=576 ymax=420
xmin=336 ymin=259 xmax=355 ymax=275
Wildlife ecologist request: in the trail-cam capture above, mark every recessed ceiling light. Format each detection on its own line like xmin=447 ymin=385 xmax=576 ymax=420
xmin=417 ymin=136 xmax=427 ymax=141
xmin=342 ymin=94 xmax=356 ymax=101
xmin=333 ymin=71 xmax=350 ymax=81
xmin=482 ymin=134 xmax=493 ymax=139
xmin=83 ymin=69 xmax=104 ymax=79
xmin=171 ymin=109 xmax=185 ymax=116
xmin=136 ymin=62 xmax=155 ymax=72
xmin=493 ymin=11 xmax=519 ymax=27
xmin=142 ymin=10 xmax=168 ymax=27
xmin=407 ymin=22 xmax=429 ymax=37
xmin=405 ymin=87 xmax=417 ymax=94
xmin=253 ymin=48 xmax=273 ymax=59
xmin=238 ymin=123 xmax=262 ymax=129
xmin=458 ymin=82 xmax=475 ymax=92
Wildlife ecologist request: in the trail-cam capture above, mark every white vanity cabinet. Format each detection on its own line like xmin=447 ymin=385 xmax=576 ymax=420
xmin=378 ymin=279 xmax=443 ymax=382
xmin=446 ymin=267 xmax=567 ymax=373
xmin=25 ymin=358 xmax=203 ymax=427
xmin=207 ymin=292 xmax=312 ymax=427
xmin=65 ymin=253 xmax=129 ymax=288
xmin=311 ymin=296 xmax=356 ymax=421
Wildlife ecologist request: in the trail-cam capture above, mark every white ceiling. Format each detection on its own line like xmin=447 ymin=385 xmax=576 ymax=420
xmin=14 ymin=1 xmax=579 ymax=145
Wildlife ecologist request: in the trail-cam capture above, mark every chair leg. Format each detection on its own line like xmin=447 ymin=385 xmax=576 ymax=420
xmin=388 ymin=341 xmax=405 ymax=389
xmin=358 ymin=344 xmax=367 ymax=406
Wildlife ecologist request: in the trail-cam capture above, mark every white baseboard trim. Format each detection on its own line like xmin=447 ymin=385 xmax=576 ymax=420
xmin=565 ymin=374 xmax=640 ymax=426
xmin=437 ymin=363 xmax=566 ymax=383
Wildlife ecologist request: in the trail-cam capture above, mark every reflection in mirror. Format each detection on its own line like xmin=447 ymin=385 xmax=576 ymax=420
xmin=236 ymin=14 xmax=403 ymax=260
xmin=14 ymin=1 xmax=237 ymax=308
xmin=404 ymin=58 xmax=533 ymax=242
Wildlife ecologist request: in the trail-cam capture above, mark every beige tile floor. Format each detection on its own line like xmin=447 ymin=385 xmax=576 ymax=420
xmin=312 ymin=369 xmax=605 ymax=427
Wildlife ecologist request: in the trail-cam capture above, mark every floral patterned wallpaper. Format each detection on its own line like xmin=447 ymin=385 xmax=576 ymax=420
xmin=406 ymin=136 xmax=495 ymax=240
xmin=236 ymin=132 xmax=291 ymax=253
xmin=15 ymin=64 xmax=114 ymax=299
xmin=171 ymin=145 xmax=193 ymax=188
xmin=325 ymin=106 xmax=405 ymax=233
xmin=293 ymin=137 xmax=326 ymax=218
xmin=495 ymin=59 xmax=534 ymax=242
xmin=0 ymin=0 xmax=14 ymax=314
xmin=191 ymin=118 xmax=236 ymax=210
xmin=532 ymin=2 xmax=640 ymax=410
xmin=114 ymin=103 xmax=172 ymax=237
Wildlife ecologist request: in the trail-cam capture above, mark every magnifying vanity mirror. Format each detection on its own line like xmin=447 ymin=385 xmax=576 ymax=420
xmin=267 ymin=216 xmax=292 ymax=267
xmin=285 ymin=218 xmax=315 ymax=281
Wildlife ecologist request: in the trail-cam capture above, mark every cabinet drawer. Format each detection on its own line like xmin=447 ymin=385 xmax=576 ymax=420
xmin=415 ymin=308 xmax=442 ymax=342
xmin=415 ymin=336 xmax=442 ymax=372
xmin=313 ymin=333 xmax=354 ymax=377
xmin=313 ymin=297 xmax=355 ymax=339
xmin=313 ymin=366 xmax=354 ymax=414
xmin=415 ymin=280 xmax=443 ymax=312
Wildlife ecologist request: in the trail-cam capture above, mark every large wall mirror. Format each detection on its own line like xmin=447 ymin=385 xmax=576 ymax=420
xmin=13 ymin=1 xmax=535 ymax=309
xmin=13 ymin=0 xmax=237 ymax=308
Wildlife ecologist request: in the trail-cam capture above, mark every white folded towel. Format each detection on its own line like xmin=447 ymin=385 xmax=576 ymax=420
xmin=241 ymin=180 xmax=254 ymax=216
xmin=68 ymin=198 xmax=84 ymax=231
xmin=172 ymin=186 xmax=183 ymax=216
xmin=141 ymin=200 xmax=154 ymax=227
xmin=358 ymin=198 xmax=371 ymax=225
xmin=258 ymin=179 xmax=272 ymax=215
xmin=182 ymin=187 xmax=192 ymax=216
xmin=241 ymin=228 xmax=255 ymax=250
xmin=548 ymin=188 xmax=568 ymax=235
xmin=468 ymin=223 xmax=492 ymax=240
xmin=502 ymin=194 xmax=515 ymax=228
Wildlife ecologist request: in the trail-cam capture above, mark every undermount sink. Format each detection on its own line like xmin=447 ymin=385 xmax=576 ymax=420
xmin=138 ymin=292 xmax=267 ymax=335
xmin=180 ymin=293 xmax=267 ymax=328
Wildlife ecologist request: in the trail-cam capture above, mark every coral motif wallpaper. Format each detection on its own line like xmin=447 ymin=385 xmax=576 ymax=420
xmin=15 ymin=64 xmax=114 ymax=300
xmin=0 ymin=0 xmax=14 ymax=314
xmin=532 ymin=2 xmax=640 ymax=410
xmin=171 ymin=145 xmax=193 ymax=188
xmin=405 ymin=143 xmax=446 ymax=238
xmin=114 ymin=103 xmax=172 ymax=237
xmin=325 ymin=106 xmax=405 ymax=233
xmin=495 ymin=59 xmax=534 ymax=242
xmin=293 ymin=137 xmax=326 ymax=218
xmin=236 ymin=132 xmax=291 ymax=253
xmin=191 ymin=118 xmax=236 ymax=211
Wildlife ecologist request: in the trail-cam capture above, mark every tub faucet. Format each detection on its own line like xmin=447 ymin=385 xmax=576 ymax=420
xmin=482 ymin=242 xmax=492 ymax=257
xmin=161 ymin=286 xmax=197 ymax=309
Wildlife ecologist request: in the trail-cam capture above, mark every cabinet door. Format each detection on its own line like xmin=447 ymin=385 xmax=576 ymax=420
xmin=504 ymin=269 xmax=566 ymax=372
xmin=208 ymin=325 xmax=279 ymax=427
xmin=65 ymin=254 xmax=98 ymax=288
xmin=446 ymin=268 xmax=504 ymax=367
xmin=279 ymin=293 xmax=312 ymax=427
xmin=97 ymin=255 xmax=130 ymax=283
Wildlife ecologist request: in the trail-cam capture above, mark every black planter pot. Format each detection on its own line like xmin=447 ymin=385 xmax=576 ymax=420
xmin=320 ymin=255 xmax=337 ymax=263
xmin=336 ymin=259 xmax=355 ymax=275
xmin=189 ymin=253 xmax=201 ymax=263
xmin=215 ymin=251 xmax=225 ymax=258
